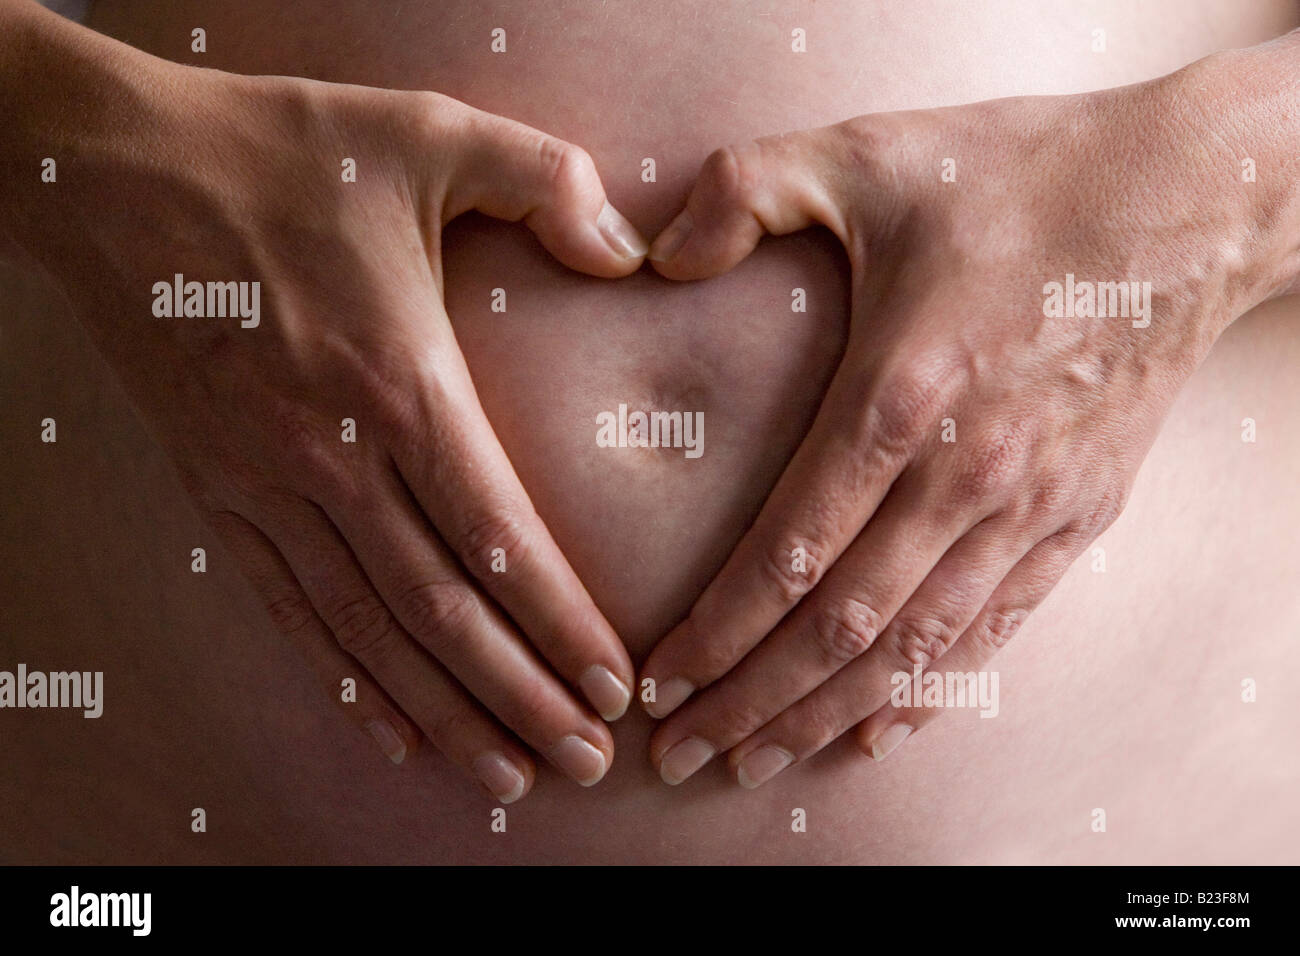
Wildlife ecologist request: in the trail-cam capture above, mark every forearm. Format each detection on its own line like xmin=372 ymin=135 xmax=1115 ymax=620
xmin=1171 ymin=29 xmax=1300 ymax=311
xmin=0 ymin=0 xmax=188 ymax=259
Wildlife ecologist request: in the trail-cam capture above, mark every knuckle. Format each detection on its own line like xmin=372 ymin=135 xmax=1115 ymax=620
xmin=864 ymin=368 xmax=949 ymax=457
xmin=308 ymin=444 xmax=380 ymax=517
xmin=270 ymin=406 xmax=340 ymax=486
xmin=535 ymin=136 xmax=597 ymax=199
xmin=366 ymin=371 xmax=426 ymax=438
xmin=758 ymin=542 xmax=822 ymax=604
xmin=810 ymin=596 xmax=885 ymax=667
xmin=326 ymin=592 xmax=401 ymax=657
xmin=262 ymin=593 xmax=316 ymax=637
xmin=974 ymin=608 xmax=1028 ymax=653
xmin=788 ymin=694 xmax=844 ymax=750
xmin=315 ymin=467 xmax=372 ymax=518
xmin=831 ymin=114 xmax=911 ymax=233
xmin=834 ymin=114 xmax=899 ymax=176
xmin=455 ymin=506 xmax=528 ymax=573
xmin=407 ymin=89 xmax=463 ymax=144
xmin=1022 ymin=475 xmax=1074 ymax=519
xmin=948 ymin=462 xmax=1002 ymax=507
xmin=699 ymin=143 xmax=761 ymax=208
xmin=888 ymin=616 xmax=955 ymax=672
xmin=948 ymin=424 xmax=1030 ymax=507
xmin=1073 ymin=483 xmax=1130 ymax=536
xmin=949 ymin=455 xmax=1013 ymax=508
xmin=271 ymin=407 xmax=320 ymax=463
xmin=417 ymin=89 xmax=458 ymax=121
xmin=395 ymin=579 xmax=480 ymax=645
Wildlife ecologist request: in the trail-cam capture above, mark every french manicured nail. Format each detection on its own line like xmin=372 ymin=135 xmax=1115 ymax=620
xmin=871 ymin=723 xmax=914 ymax=761
xmin=737 ymin=745 xmax=795 ymax=789
xmin=365 ymin=718 xmax=407 ymax=765
xmin=473 ymin=751 xmax=527 ymax=804
xmin=597 ymin=201 xmax=648 ymax=258
xmin=580 ymin=665 xmax=631 ymax=722
xmin=551 ymin=734 xmax=608 ymax=786
xmin=659 ymin=736 xmax=716 ymax=785
xmin=644 ymin=676 xmax=694 ymax=718
xmin=648 ymin=209 xmax=693 ymax=262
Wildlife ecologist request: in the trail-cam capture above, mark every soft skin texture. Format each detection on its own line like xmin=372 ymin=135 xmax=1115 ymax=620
xmin=1 ymin=0 xmax=1298 ymax=864
xmin=0 ymin=0 xmax=651 ymax=800
xmin=640 ymin=36 xmax=1300 ymax=787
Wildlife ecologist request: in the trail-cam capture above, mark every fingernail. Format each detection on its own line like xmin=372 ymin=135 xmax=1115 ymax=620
xmin=659 ymin=736 xmax=716 ymax=785
xmin=580 ymin=665 xmax=632 ymax=722
xmin=644 ymin=676 xmax=694 ymax=718
xmin=550 ymin=734 xmax=608 ymax=786
xmin=871 ymin=723 xmax=914 ymax=761
xmin=473 ymin=751 xmax=527 ymax=804
xmin=365 ymin=718 xmax=407 ymax=765
xmin=737 ymin=745 xmax=795 ymax=789
xmin=648 ymin=210 xmax=693 ymax=262
xmin=597 ymin=201 xmax=648 ymax=258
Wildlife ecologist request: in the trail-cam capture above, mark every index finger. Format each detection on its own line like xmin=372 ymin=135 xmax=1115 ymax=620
xmin=639 ymin=348 xmax=934 ymax=717
xmin=390 ymin=342 xmax=635 ymax=722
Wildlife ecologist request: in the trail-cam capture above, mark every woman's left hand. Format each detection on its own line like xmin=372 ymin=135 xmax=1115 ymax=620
xmin=637 ymin=40 xmax=1299 ymax=787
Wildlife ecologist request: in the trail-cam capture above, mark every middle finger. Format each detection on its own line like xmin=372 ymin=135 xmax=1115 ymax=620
xmin=649 ymin=474 xmax=969 ymax=784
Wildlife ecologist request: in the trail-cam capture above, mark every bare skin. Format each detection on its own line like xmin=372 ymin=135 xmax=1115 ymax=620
xmin=0 ymin=0 xmax=649 ymax=800
xmin=0 ymin=0 xmax=1297 ymax=863
xmin=641 ymin=33 xmax=1300 ymax=787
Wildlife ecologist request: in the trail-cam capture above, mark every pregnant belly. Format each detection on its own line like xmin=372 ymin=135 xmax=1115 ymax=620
xmin=0 ymin=0 xmax=1295 ymax=864
xmin=441 ymin=215 xmax=849 ymax=658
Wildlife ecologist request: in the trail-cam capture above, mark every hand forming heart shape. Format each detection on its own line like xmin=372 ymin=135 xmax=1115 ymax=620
xmin=9 ymin=2 xmax=1295 ymax=804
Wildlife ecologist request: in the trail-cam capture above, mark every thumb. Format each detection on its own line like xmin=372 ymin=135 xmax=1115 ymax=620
xmin=648 ymin=129 xmax=850 ymax=281
xmin=445 ymin=107 xmax=647 ymax=278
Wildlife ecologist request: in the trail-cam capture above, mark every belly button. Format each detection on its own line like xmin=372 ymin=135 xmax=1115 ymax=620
xmin=594 ymin=390 xmax=710 ymax=461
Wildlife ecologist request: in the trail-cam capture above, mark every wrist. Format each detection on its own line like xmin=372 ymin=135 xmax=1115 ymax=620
xmin=1163 ymin=32 xmax=1300 ymax=319
xmin=0 ymin=1 xmax=193 ymax=259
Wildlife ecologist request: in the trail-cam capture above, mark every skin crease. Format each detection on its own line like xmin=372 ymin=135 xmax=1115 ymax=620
xmin=639 ymin=53 xmax=1300 ymax=788
xmin=0 ymin=0 xmax=655 ymax=802
xmin=0 ymin=0 xmax=1298 ymax=863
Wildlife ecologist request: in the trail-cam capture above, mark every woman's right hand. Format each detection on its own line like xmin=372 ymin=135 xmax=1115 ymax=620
xmin=1 ymin=3 xmax=646 ymax=802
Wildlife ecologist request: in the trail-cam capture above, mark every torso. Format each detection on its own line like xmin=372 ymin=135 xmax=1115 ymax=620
xmin=1 ymin=0 xmax=1297 ymax=863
